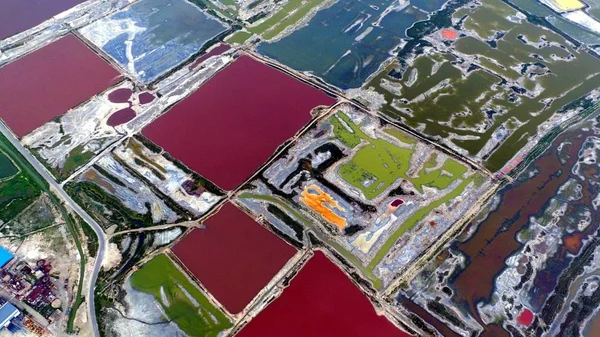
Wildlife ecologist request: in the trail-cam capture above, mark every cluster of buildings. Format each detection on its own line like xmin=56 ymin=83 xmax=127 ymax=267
xmin=0 ymin=246 xmax=53 ymax=336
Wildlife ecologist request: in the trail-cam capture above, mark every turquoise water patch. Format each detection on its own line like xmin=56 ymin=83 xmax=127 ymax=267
xmin=0 ymin=247 xmax=14 ymax=268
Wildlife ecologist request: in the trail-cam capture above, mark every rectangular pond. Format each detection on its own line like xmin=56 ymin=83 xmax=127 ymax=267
xmin=0 ymin=34 xmax=120 ymax=137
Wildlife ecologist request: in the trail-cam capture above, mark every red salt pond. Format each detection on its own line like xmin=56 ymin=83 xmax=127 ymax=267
xmin=0 ymin=34 xmax=120 ymax=137
xmin=107 ymin=108 xmax=136 ymax=127
xmin=441 ymin=28 xmax=459 ymax=40
xmin=517 ymin=309 xmax=534 ymax=326
xmin=237 ymin=251 xmax=410 ymax=337
xmin=143 ymin=55 xmax=335 ymax=190
xmin=172 ymin=202 xmax=296 ymax=314
xmin=108 ymin=88 xmax=133 ymax=103
xmin=138 ymin=92 xmax=155 ymax=105
xmin=0 ymin=0 xmax=85 ymax=40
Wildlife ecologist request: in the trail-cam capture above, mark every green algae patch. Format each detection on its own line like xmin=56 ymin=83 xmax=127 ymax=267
xmin=384 ymin=128 xmax=416 ymax=145
xmin=332 ymin=112 xmax=465 ymax=199
xmin=368 ymin=0 xmax=600 ymax=172
xmin=130 ymin=254 xmax=232 ymax=337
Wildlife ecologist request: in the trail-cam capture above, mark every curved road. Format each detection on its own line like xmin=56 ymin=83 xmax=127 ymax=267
xmin=0 ymin=122 xmax=106 ymax=337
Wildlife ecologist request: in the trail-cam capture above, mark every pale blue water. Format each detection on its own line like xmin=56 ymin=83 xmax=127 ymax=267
xmin=81 ymin=0 xmax=227 ymax=83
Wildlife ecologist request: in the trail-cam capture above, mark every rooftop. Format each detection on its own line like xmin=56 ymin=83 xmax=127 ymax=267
xmin=0 ymin=248 xmax=13 ymax=269
xmin=0 ymin=302 xmax=19 ymax=329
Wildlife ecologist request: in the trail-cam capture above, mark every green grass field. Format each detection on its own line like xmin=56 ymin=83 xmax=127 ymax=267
xmin=130 ymin=254 xmax=232 ymax=337
xmin=332 ymin=113 xmax=466 ymax=198
xmin=0 ymin=137 xmax=42 ymax=222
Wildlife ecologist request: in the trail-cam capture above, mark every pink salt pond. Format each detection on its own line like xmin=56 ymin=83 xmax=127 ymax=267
xmin=107 ymin=88 xmax=133 ymax=103
xmin=138 ymin=92 xmax=155 ymax=104
xmin=107 ymin=108 xmax=136 ymax=127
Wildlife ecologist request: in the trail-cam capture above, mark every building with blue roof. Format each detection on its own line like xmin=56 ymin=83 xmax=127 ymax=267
xmin=0 ymin=302 xmax=19 ymax=329
xmin=0 ymin=247 xmax=13 ymax=269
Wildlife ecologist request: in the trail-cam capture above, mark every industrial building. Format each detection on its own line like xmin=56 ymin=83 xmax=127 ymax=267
xmin=0 ymin=247 xmax=13 ymax=269
xmin=0 ymin=302 xmax=20 ymax=329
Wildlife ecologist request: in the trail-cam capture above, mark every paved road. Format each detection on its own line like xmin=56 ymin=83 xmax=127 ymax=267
xmin=0 ymin=122 xmax=106 ymax=337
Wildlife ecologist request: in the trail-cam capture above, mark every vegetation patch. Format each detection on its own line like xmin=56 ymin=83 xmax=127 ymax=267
xmin=0 ymin=135 xmax=43 ymax=223
xmin=130 ymin=254 xmax=232 ymax=336
xmin=333 ymin=113 xmax=465 ymax=198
